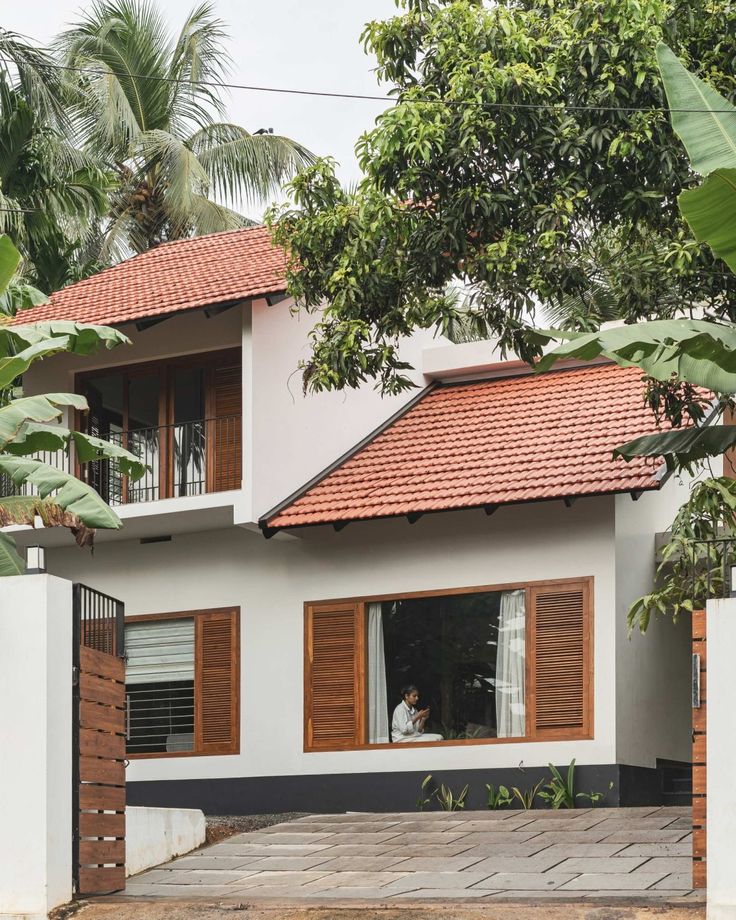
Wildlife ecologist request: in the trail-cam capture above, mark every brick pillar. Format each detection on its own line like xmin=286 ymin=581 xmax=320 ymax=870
xmin=692 ymin=609 xmax=706 ymax=889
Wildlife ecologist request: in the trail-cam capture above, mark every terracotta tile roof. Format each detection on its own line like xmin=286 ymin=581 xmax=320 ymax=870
xmin=265 ymin=363 xmax=664 ymax=530
xmin=11 ymin=226 xmax=286 ymax=327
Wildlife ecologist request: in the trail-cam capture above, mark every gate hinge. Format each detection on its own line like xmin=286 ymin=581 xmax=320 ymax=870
xmin=72 ymin=665 xmax=79 ymax=686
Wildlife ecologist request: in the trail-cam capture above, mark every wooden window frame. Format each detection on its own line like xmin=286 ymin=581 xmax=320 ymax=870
xmin=124 ymin=607 xmax=240 ymax=759
xmin=303 ymin=576 xmax=593 ymax=753
xmin=74 ymin=347 xmax=242 ymax=498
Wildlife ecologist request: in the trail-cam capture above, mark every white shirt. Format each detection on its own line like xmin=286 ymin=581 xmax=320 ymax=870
xmin=392 ymin=700 xmax=421 ymax=742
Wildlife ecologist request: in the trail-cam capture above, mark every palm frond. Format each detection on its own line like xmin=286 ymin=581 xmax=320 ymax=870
xmin=190 ymin=123 xmax=316 ymax=208
xmin=0 ymin=29 xmax=67 ymax=128
xmin=169 ymin=1 xmax=230 ymax=127
xmin=57 ymin=0 xmax=174 ymax=147
xmin=187 ymin=194 xmax=252 ymax=236
xmin=137 ymin=128 xmax=208 ymax=231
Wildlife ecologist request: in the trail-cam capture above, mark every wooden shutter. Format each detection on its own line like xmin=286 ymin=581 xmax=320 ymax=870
xmin=195 ymin=609 xmax=239 ymax=754
xmin=530 ymin=580 xmax=592 ymax=739
xmin=305 ymin=602 xmax=365 ymax=751
xmin=207 ymin=364 xmax=242 ymax=492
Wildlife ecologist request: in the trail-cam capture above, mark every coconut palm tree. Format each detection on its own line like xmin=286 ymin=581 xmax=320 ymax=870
xmin=0 ymin=75 xmax=113 ymax=294
xmin=57 ymin=0 xmax=315 ymax=258
xmin=0 ymin=31 xmax=112 ymax=295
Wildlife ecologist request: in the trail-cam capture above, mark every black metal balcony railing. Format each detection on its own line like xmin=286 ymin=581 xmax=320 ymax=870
xmin=0 ymin=415 xmax=241 ymax=506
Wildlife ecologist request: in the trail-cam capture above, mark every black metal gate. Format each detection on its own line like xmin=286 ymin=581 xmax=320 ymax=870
xmin=72 ymin=584 xmax=126 ymax=895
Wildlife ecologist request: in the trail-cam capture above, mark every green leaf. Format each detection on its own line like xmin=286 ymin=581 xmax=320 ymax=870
xmin=0 ymin=455 xmax=122 ymax=530
xmin=536 ymin=319 xmax=736 ymax=393
xmin=3 ymin=422 xmax=73 ymax=455
xmin=71 ymin=431 xmax=147 ymax=482
xmin=0 ymin=337 xmax=73 ymax=389
xmin=679 ymin=169 xmax=736 ymax=273
xmin=0 ymin=235 xmax=21 ymax=297
xmin=0 ymin=323 xmax=130 ymax=360
xmin=0 ymin=393 xmax=88 ymax=448
xmin=0 ymin=531 xmax=24 ymax=576
xmin=615 ymin=424 xmax=736 ymax=468
xmin=657 ymin=43 xmax=736 ymax=175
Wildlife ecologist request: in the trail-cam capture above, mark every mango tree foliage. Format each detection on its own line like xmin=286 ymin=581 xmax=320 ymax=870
xmin=628 ymin=478 xmax=736 ymax=631
xmin=538 ymin=41 xmax=736 ymax=628
xmin=269 ymin=0 xmax=736 ymax=394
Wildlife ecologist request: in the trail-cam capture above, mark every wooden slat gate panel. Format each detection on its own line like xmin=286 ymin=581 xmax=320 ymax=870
xmin=73 ymin=585 xmax=126 ymax=895
xmin=692 ymin=609 xmax=706 ymax=889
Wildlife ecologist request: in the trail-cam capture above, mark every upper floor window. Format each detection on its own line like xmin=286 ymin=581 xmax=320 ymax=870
xmin=78 ymin=348 xmax=241 ymax=504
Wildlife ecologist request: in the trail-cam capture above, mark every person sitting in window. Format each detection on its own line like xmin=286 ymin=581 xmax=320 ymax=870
xmin=391 ymin=685 xmax=444 ymax=742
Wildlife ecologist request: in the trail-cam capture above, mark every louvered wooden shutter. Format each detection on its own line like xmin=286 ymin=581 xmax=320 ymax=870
xmin=195 ymin=609 xmax=239 ymax=754
xmin=209 ymin=364 xmax=242 ymax=492
xmin=305 ymin=602 xmax=364 ymax=750
xmin=530 ymin=581 xmax=592 ymax=739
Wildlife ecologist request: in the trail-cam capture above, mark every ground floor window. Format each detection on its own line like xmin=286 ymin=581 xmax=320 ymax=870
xmin=369 ymin=590 xmax=526 ymax=744
xmin=304 ymin=579 xmax=592 ymax=751
xmin=124 ymin=608 xmax=239 ymax=757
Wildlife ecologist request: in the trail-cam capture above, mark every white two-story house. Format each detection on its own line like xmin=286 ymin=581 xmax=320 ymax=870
xmin=7 ymin=226 xmax=694 ymax=812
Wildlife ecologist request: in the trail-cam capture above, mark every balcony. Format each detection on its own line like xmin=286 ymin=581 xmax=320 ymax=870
xmin=0 ymin=415 xmax=242 ymax=506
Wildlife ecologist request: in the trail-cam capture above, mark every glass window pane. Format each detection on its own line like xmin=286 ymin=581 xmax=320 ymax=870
xmin=173 ymin=368 xmax=206 ymax=497
xmin=174 ymin=367 xmax=205 ymax=424
xmin=85 ymin=374 xmax=124 ymax=504
xmin=368 ymin=590 xmax=526 ymax=744
xmin=127 ymin=373 xmax=160 ymax=502
xmin=86 ymin=373 xmax=124 ymax=434
xmin=128 ymin=373 xmax=160 ymax=431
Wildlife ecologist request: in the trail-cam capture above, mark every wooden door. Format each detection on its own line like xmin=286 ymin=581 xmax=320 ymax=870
xmin=206 ymin=364 xmax=242 ymax=492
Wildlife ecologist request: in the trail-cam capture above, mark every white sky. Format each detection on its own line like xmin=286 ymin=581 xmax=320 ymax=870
xmin=4 ymin=0 xmax=398 ymax=218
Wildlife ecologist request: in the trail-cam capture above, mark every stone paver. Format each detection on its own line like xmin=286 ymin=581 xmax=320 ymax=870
xmin=553 ymin=856 xmax=650 ymax=873
xmin=392 ymin=888 xmax=493 ymax=898
xmin=381 ymin=855 xmax=486 ymax=872
xmin=474 ymin=873 xmax=578 ymax=890
xmin=115 ymin=806 xmax=702 ymax=905
xmin=468 ymin=855 xmax=571 ymax=873
xmin=537 ymin=842 xmax=629 ymax=858
xmin=619 ymin=842 xmax=692 ymax=857
xmin=560 ymin=873 xmax=669 ymax=890
xmin=382 ymin=871 xmax=494 ymax=893
xmin=306 ymin=855 xmax=407 ymax=871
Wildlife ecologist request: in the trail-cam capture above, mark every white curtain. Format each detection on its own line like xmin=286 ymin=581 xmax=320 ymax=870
xmin=367 ymin=602 xmax=390 ymax=743
xmin=495 ymin=589 xmax=526 ymax=738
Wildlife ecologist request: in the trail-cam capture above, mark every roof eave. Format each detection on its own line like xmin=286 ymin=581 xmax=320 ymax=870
xmin=260 ymin=480 xmax=662 ymax=537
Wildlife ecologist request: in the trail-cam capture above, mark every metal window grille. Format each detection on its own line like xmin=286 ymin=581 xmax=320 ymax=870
xmin=124 ymin=618 xmax=195 ymax=754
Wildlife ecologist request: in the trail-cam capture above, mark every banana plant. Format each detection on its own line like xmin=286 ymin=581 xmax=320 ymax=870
xmin=656 ymin=44 xmax=736 ymax=273
xmin=0 ymin=238 xmax=145 ymax=574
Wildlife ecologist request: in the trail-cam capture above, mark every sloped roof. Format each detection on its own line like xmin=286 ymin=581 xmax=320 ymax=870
xmin=264 ymin=363 xmax=664 ymax=530
xmin=11 ymin=226 xmax=286 ymax=327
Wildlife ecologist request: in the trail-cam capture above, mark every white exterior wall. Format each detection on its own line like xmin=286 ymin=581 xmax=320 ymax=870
xmin=706 ymin=598 xmax=736 ymax=920
xmin=613 ymin=475 xmax=694 ymax=768
xmin=46 ymin=497 xmax=619 ymax=783
xmin=0 ymin=575 xmax=73 ymax=920
xmin=249 ymin=297 xmax=438 ymax=515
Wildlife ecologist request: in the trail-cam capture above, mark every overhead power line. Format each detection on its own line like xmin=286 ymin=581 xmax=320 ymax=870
xmin=2 ymin=55 xmax=736 ymax=115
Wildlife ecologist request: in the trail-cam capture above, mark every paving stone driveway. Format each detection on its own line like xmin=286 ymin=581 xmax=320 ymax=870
xmin=121 ymin=806 xmax=703 ymax=904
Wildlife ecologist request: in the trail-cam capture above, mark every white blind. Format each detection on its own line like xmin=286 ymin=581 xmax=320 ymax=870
xmin=125 ymin=618 xmax=195 ymax=685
